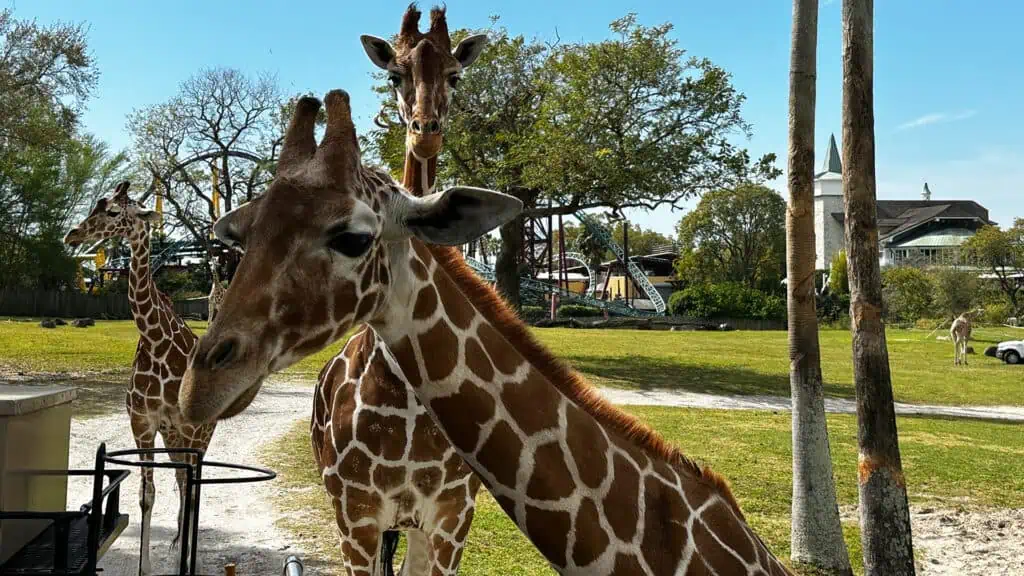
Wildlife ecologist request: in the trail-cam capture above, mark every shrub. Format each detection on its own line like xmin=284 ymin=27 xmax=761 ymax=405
xmin=519 ymin=305 xmax=547 ymax=323
xmin=914 ymin=317 xmax=943 ymax=331
xmin=982 ymin=302 xmax=1012 ymax=326
xmin=828 ymin=250 xmax=849 ymax=295
xmin=668 ymin=282 xmax=785 ymax=321
xmin=817 ymin=291 xmax=850 ymax=324
xmin=557 ymin=304 xmax=603 ymax=318
xmin=882 ymin=266 xmax=934 ymax=323
xmin=931 ymin=268 xmax=979 ymax=318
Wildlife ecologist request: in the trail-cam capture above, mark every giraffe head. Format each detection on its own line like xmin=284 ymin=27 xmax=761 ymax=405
xmin=361 ymin=3 xmax=487 ymax=160
xmin=64 ymin=181 xmax=160 ymax=247
xmin=179 ymin=89 xmax=521 ymax=424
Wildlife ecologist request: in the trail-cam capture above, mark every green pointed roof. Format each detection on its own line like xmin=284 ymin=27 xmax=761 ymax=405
xmin=822 ymin=133 xmax=842 ymax=174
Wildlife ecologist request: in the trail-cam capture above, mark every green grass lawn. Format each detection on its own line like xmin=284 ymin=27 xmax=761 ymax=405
xmin=264 ymin=407 xmax=1024 ymax=575
xmin=3 ymin=318 xmax=1022 ymax=407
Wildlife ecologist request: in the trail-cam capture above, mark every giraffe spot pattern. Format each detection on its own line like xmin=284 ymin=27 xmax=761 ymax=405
xmin=525 ymin=506 xmax=571 ymax=568
xmin=429 ymin=380 xmax=495 ymax=454
xmin=572 ymin=497 xmax=609 ymax=567
xmin=526 ymin=441 xmax=576 ymax=500
xmin=418 ymin=320 xmax=459 ymax=381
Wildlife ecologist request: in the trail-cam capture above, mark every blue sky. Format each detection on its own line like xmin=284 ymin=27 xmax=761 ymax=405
xmin=16 ymin=0 xmax=1024 ymax=236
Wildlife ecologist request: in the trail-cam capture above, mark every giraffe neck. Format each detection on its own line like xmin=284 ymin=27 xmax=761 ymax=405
xmin=372 ymin=242 xmax=765 ymax=574
xmin=402 ymin=150 xmax=437 ymax=197
xmin=126 ymin=223 xmax=158 ymax=328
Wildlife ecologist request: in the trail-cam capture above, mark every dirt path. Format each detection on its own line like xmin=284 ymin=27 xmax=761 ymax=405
xmin=65 ymin=379 xmax=318 ymax=576
xmin=595 ymin=387 xmax=1024 ymax=421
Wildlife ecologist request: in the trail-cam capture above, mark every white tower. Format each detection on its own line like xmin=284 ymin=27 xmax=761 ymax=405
xmin=813 ymin=134 xmax=846 ymax=270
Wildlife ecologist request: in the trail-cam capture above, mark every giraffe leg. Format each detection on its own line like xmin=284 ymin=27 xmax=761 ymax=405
xmin=129 ymin=416 xmax=157 ymax=576
xmin=163 ymin=424 xmax=214 ymax=573
xmin=398 ymin=529 xmax=431 ymax=576
xmin=329 ymin=497 xmax=383 ymax=576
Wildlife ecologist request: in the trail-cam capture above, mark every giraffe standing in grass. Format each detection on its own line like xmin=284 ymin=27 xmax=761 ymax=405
xmin=180 ymin=90 xmax=793 ymax=575
xmin=951 ymin=308 xmax=983 ymax=366
xmin=65 ymin=182 xmax=237 ymax=575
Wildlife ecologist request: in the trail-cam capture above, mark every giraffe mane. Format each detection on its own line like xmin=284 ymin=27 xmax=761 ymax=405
xmin=426 ymin=244 xmax=746 ymax=519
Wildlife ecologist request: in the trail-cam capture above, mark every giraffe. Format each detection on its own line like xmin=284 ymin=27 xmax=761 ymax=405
xmin=303 ymin=5 xmax=489 ymax=575
xmin=180 ymin=91 xmax=793 ymax=575
xmin=64 ymin=181 xmax=223 ymax=576
xmin=951 ymin=307 xmax=983 ymax=366
xmin=208 ymin=258 xmax=227 ymax=322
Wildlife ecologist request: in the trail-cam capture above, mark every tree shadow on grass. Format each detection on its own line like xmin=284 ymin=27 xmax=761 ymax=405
xmin=565 ymin=355 xmax=856 ymax=400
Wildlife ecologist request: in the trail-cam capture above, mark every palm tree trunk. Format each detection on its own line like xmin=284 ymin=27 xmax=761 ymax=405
xmin=841 ymin=0 xmax=916 ymax=573
xmin=786 ymin=1 xmax=852 ymax=572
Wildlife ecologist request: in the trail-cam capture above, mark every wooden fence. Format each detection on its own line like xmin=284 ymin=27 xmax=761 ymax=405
xmin=0 ymin=289 xmax=209 ymax=320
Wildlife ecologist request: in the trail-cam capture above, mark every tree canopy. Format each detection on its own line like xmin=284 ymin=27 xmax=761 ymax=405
xmin=962 ymin=220 xmax=1024 ymax=315
xmin=674 ymin=183 xmax=786 ymax=292
xmin=0 ymin=10 xmax=123 ymax=289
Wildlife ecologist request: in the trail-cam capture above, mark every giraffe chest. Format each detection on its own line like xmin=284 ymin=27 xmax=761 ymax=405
xmin=311 ymin=329 xmax=479 ymax=531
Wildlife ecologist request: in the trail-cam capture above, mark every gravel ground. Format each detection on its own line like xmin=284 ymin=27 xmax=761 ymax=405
xmin=65 ymin=378 xmax=318 ymax=576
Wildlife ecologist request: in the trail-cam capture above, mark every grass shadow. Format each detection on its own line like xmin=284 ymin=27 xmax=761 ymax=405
xmin=564 ymin=354 xmax=856 ymax=400
xmin=1 ymin=374 xmax=126 ymax=419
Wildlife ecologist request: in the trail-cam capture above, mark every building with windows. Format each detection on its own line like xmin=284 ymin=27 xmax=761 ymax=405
xmin=813 ymin=134 xmax=993 ymax=270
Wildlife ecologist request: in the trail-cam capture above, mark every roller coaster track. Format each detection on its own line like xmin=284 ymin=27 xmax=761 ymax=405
xmin=573 ymin=212 xmax=667 ymax=314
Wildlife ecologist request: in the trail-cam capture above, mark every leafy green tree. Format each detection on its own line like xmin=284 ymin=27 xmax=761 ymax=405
xmin=931 ymin=267 xmax=978 ymax=320
xmin=828 ymin=250 xmax=849 ymax=295
xmin=675 ymin=183 xmax=786 ymax=292
xmin=962 ymin=221 xmax=1024 ymax=315
xmin=881 ymin=266 xmax=933 ymax=323
xmin=0 ymin=10 xmax=115 ymax=289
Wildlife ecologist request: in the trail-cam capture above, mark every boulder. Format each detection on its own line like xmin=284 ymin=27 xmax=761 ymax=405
xmin=984 ymin=345 xmax=998 ymax=358
xmin=966 ymin=346 xmax=976 ymax=355
xmin=53 ymin=318 xmax=67 ymax=326
xmin=71 ymin=318 xmax=96 ymax=328
xmin=39 ymin=319 xmax=57 ymax=329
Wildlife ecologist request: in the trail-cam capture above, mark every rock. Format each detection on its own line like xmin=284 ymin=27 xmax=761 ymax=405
xmin=39 ymin=319 xmax=57 ymax=329
xmin=966 ymin=346 xmax=976 ymax=355
xmin=985 ymin=345 xmax=998 ymax=358
xmin=71 ymin=318 xmax=95 ymax=328
xmin=53 ymin=318 xmax=67 ymax=326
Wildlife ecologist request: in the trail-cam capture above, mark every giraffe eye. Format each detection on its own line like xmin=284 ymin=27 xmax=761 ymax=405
xmin=327 ymin=232 xmax=373 ymax=258
xmin=388 ymin=73 xmax=401 ymax=88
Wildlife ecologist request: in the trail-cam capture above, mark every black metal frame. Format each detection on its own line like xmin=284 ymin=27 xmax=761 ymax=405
xmin=0 ymin=443 xmax=130 ymax=576
xmin=102 ymin=447 xmax=275 ymax=576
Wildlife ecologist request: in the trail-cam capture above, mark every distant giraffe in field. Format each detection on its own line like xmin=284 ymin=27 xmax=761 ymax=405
xmin=208 ymin=258 xmax=227 ymax=322
xmin=951 ymin=308 xmax=983 ymax=365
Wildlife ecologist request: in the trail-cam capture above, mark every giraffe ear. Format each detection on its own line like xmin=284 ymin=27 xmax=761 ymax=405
xmin=399 ymin=186 xmax=523 ymax=246
xmin=214 ymin=197 xmax=263 ymax=252
xmin=361 ymin=35 xmax=396 ymax=70
xmin=453 ymin=34 xmax=488 ymax=69
xmin=137 ymin=209 xmax=160 ymax=224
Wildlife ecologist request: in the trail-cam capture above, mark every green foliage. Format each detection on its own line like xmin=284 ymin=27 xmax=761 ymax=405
xmin=0 ymin=10 xmax=124 ymax=290
xmin=931 ymin=268 xmax=979 ymax=318
xmin=881 ymin=266 xmax=933 ymax=324
xmin=675 ymin=183 xmax=786 ymax=292
xmin=556 ymin=304 xmax=603 ymax=318
xmin=982 ymin=302 xmax=1013 ymax=326
xmin=517 ymin=305 xmax=547 ymax=323
xmin=962 ymin=222 xmax=1024 ymax=314
xmin=828 ymin=251 xmax=849 ymax=295
xmin=668 ymin=283 xmax=785 ymax=321
xmin=157 ymin=267 xmax=211 ymax=300
xmin=817 ymin=291 xmax=851 ymax=326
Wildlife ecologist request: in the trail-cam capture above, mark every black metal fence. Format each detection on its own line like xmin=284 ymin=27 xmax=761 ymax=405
xmin=0 ymin=289 xmax=209 ymax=320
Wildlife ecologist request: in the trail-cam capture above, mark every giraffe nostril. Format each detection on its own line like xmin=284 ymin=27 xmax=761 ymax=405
xmin=426 ymin=120 xmax=440 ymax=134
xmin=207 ymin=338 xmax=237 ymax=370
xmin=410 ymin=119 xmax=422 ymax=134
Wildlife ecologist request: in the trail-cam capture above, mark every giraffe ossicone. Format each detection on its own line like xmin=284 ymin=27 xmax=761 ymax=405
xmin=181 ymin=89 xmax=792 ymax=575
xmin=65 ymin=181 xmax=217 ymax=576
